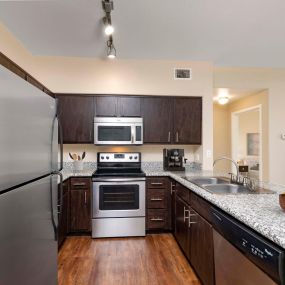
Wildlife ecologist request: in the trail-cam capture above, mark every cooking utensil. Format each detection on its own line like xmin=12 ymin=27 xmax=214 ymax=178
xmin=69 ymin=152 xmax=74 ymax=160
xmin=82 ymin=151 xmax=86 ymax=160
xmin=72 ymin=153 xmax=78 ymax=160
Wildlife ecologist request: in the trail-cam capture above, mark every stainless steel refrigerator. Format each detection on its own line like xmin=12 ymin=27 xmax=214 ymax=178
xmin=0 ymin=65 xmax=62 ymax=285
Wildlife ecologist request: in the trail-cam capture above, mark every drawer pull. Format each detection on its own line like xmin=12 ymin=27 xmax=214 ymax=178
xmin=151 ymin=182 xmax=163 ymax=185
xmin=72 ymin=183 xmax=87 ymax=186
xmin=150 ymin=198 xmax=163 ymax=201
xmin=150 ymin=218 xmax=164 ymax=221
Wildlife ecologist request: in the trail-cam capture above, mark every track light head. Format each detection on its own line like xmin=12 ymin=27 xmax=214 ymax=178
xmin=107 ymin=40 xmax=116 ymax=59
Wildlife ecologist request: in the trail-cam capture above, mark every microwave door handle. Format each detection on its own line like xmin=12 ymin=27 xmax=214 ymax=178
xmin=131 ymin=126 xmax=135 ymax=143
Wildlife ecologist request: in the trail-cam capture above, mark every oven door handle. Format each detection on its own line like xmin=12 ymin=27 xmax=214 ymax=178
xmin=93 ymin=178 xmax=146 ymax=182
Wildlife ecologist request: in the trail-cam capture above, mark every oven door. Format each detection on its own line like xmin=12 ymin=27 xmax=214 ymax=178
xmin=92 ymin=178 xmax=145 ymax=218
xmin=94 ymin=123 xmax=133 ymax=145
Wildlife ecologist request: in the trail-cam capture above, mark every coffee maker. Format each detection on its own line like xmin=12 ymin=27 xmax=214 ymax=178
xmin=163 ymin=149 xmax=185 ymax=171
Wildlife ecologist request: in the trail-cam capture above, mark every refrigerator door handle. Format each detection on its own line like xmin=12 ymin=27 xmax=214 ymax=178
xmin=51 ymin=171 xmax=63 ymax=241
xmin=57 ymin=116 xmax=63 ymax=171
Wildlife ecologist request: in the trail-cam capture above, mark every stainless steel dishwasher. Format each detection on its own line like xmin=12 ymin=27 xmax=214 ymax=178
xmin=211 ymin=208 xmax=285 ymax=285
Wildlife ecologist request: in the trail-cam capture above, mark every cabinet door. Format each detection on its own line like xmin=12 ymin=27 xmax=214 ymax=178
xmin=57 ymin=95 xmax=94 ymax=143
xmin=142 ymin=97 xmax=173 ymax=143
xmin=189 ymin=208 xmax=214 ymax=285
xmin=118 ymin=96 xmax=141 ymax=117
xmin=173 ymin=97 xmax=202 ymax=144
xmin=174 ymin=196 xmax=190 ymax=259
xmin=95 ymin=96 xmax=117 ymax=117
xmin=70 ymin=189 xmax=91 ymax=232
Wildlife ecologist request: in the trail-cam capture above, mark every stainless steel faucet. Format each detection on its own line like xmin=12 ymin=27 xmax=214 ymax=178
xmin=213 ymin=156 xmax=240 ymax=181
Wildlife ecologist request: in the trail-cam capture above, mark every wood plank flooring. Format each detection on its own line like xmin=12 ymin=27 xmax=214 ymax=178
xmin=58 ymin=234 xmax=200 ymax=285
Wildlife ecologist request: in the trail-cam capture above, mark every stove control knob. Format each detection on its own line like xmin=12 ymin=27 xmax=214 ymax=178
xmin=129 ymin=156 xmax=133 ymax=160
xmin=106 ymin=156 xmax=109 ymax=160
xmin=101 ymin=156 xmax=104 ymax=160
xmin=134 ymin=156 xmax=138 ymax=160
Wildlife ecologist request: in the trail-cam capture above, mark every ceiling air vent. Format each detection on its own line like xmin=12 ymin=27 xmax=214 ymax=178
xmin=174 ymin=68 xmax=192 ymax=80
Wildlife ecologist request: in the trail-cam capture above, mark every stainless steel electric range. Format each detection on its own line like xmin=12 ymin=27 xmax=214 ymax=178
xmin=92 ymin=152 xmax=146 ymax=238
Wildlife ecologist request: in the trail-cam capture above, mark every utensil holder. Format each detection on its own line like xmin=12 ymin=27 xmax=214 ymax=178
xmin=73 ymin=161 xmax=84 ymax=171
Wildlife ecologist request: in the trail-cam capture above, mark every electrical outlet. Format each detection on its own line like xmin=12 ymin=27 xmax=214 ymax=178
xmin=281 ymin=134 xmax=285 ymax=140
xmin=206 ymin=150 xmax=212 ymax=158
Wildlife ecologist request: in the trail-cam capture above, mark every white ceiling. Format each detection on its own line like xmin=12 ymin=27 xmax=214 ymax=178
xmin=1 ymin=0 xmax=285 ymax=67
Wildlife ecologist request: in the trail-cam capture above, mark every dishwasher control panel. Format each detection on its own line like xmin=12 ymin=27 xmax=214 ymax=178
xmin=212 ymin=208 xmax=285 ymax=284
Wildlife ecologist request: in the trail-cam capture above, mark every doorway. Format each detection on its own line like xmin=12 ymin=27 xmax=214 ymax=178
xmin=231 ymin=105 xmax=262 ymax=180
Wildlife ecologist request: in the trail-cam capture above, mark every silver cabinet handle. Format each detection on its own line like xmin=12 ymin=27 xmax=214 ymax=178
xmin=188 ymin=212 xmax=197 ymax=228
xmin=84 ymin=191 xmax=87 ymax=204
xmin=151 ymin=182 xmax=163 ymax=185
xmin=150 ymin=198 xmax=163 ymax=201
xmin=176 ymin=132 xmax=179 ymax=143
xmin=184 ymin=206 xmax=190 ymax=222
xmin=150 ymin=218 xmax=164 ymax=221
xmin=168 ymin=131 xmax=171 ymax=142
xmin=73 ymin=183 xmax=86 ymax=186
xmin=171 ymin=182 xmax=175 ymax=195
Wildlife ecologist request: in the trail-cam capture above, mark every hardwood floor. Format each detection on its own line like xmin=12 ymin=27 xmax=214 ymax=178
xmin=58 ymin=234 xmax=201 ymax=285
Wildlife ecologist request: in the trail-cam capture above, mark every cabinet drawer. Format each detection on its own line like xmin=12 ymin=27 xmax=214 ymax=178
xmin=147 ymin=209 xmax=167 ymax=229
xmin=176 ymin=183 xmax=190 ymax=204
xmin=190 ymin=192 xmax=212 ymax=223
xmin=147 ymin=189 xmax=166 ymax=209
xmin=70 ymin=178 xmax=90 ymax=190
xmin=147 ymin=177 xmax=168 ymax=189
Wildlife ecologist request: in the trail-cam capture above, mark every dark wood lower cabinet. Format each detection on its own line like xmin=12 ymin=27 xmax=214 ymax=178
xmin=189 ymin=208 xmax=214 ymax=285
xmin=175 ymin=184 xmax=214 ymax=285
xmin=58 ymin=179 xmax=69 ymax=249
xmin=70 ymin=187 xmax=91 ymax=232
xmin=174 ymin=196 xmax=190 ymax=259
xmin=146 ymin=177 xmax=172 ymax=231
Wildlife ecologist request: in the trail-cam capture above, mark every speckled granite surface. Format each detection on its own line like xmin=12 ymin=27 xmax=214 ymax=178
xmin=61 ymin=162 xmax=285 ymax=249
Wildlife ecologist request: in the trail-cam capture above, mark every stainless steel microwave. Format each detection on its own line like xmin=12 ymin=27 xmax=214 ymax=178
xmin=94 ymin=117 xmax=143 ymax=145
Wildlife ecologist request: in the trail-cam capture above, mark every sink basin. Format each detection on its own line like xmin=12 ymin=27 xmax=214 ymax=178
xmin=183 ymin=176 xmax=275 ymax=195
xmin=184 ymin=176 xmax=229 ymax=185
xmin=203 ymin=184 xmax=253 ymax=194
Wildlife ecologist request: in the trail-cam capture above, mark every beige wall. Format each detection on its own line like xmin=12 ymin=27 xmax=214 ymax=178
xmin=213 ymin=91 xmax=269 ymax=180
xmin=213 ymin=104 xmax=231 ymax=172
xmin=238 ymin=110 xmax=259 ymax=159
xmin=63 ymin=144 xmax=199 ymax=163
xmin=215 ymin=66 xmax=284 ymax=184
xmin=0 ymin=23 xmax=213 ymax=168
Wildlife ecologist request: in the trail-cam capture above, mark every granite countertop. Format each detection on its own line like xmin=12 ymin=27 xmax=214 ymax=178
xmin=61 ymin=163 xmax=285 ymax=249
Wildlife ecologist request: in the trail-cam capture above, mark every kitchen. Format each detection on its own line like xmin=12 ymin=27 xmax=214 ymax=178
xmin=0 ymin=1 xmax=285 ymax=285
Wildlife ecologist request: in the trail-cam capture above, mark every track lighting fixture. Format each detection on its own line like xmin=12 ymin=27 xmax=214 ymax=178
xmin=107 ymin=39 xmax=116 ymax=59
xmin=102 ymin=0 xmax=117 ymax=58
xmin=103 ymin=17 xmax=114 ymax=36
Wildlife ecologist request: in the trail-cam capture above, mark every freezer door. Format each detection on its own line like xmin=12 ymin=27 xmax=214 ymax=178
xmin=0 ymin=175 xmax=58 ymax=285
xmin=0 ymin=65 xmax=56 ymax=192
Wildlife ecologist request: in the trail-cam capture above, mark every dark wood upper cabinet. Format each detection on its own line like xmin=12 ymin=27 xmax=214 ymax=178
xmin=95 ymin=96 xmax=141 ymax=117
xmin=173 ymin=97 xmax=202 ymax=144
xmin=95 ymin=96 xmax=117 ymax=117
xmin=142 ymin=97 xmax=173 ymax=143
xmin=57 ymin=95 xmax=94 ymax=143
xmin=189 ymin=208 xmax=214 ymax=285
xmin=118 ymin=96 xmax=141 ymax=117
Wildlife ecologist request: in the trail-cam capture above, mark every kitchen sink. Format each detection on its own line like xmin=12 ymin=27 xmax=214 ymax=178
xmin=183 ymin=176 xmax=275 ymax=195
xmin=185 ymin=176 xmax=229 ymax=185
xmin=203 ymin=183 xmax=254 ymax=194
